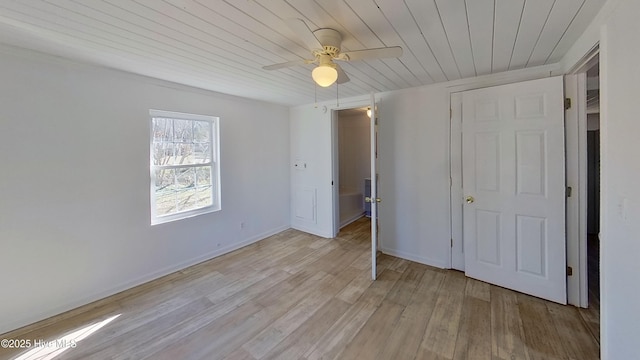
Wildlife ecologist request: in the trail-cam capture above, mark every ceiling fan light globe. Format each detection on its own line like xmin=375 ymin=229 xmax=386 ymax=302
xmin=312 ymin=65 xmax=338 ymax=87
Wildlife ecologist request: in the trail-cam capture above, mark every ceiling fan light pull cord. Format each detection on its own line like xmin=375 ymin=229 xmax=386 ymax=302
xmin=336 ymin=82 xmax=339 ymax=107
xmin=314 ymin=82 xmax=317 ymax=108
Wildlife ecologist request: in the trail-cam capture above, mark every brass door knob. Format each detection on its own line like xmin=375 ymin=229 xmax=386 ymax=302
xmin=365 ymin=197 xmax=382 ymax=203
xmin=466 ymin=196 xmax=475 ymax=204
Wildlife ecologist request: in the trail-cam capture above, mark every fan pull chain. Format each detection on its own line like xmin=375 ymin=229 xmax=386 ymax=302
xmin=336 ymin=82 xmax=339 ymax=107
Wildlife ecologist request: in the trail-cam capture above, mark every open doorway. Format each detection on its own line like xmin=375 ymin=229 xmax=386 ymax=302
xmin=330 ymin=95 xmax=379 ymax=280
xmin=333 ymin=107 xmax=371 ymax=232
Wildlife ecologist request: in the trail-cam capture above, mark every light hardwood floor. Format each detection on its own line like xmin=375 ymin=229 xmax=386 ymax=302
xmin=0 ymin=218 xmax=600 ymax=360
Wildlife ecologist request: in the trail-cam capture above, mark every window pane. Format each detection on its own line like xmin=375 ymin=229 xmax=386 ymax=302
xmin=193 ymin=121 xmax=210 ymax=143
xmin=194 ymin=143 xmax=211 ymax=164
xmin=156 ymin=191 xmax=176 ymax=216
xmin=174 ymin=119 xmax=193 ymax=143
xmin=176 ymin=168 xmax=195 ymax=189
xmin=196 ymin=186 xmax=213 ymax=208
xmin=152 ymin=118 xmax=173 ymax=142
xmin=196 ymin=166 xmax=211 ymax=186
xmin=174 ymin=143 xmax=195 ymax=165
xmin=155 ymin=169 xmax=175 ymax=192
xmin=176 ymin=188 xmax=197 ymax=211
xmin=152 ymin=142 xmax=175 ymax=166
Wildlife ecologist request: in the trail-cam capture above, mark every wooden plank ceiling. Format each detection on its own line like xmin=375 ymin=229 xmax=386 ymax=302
xmin=0 ymin=0 xmax=606 ymax=106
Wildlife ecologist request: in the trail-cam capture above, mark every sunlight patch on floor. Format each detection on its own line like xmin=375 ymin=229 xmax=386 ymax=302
xmin=13 ymin=314 xmax=121 ymax=360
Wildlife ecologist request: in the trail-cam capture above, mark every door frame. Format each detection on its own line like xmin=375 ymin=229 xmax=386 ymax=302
xmin=448 ymin=49 xmax=598 ymax=307
xmin=446 ymin=65 xmax=561 ymax=270
xmin=565 ymin=46 xmax=600 ymax=307
xmin=368 ymin=93 xmax=378 ymax=280
xmin=330 ymin=98 xmax=373 ymax=237
xmin=450 ymin=92 xmax=464 ymax=271
xmin=330 ymin=95 xmax=379 ymax=280
xmin=454 ymin=77 xmax=567 ymax=304
xmin=564 ymin=73 xmax=589 ymax=308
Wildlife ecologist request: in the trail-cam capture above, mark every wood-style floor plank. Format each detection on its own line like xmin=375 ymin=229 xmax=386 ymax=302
xmin=0 ymin=217 xmax=600 ymax=360
xmin=517 ymin=293 xmax=570 ymax=360
xmin=546 ymin=301 xmax=600 ymax=360
xmin=490 ymin=286 xmax=531 ymax=360
xmin=259 ymin=298 xmax=351 ymax=360
xmin=378 ymin=266 xmax=444 ymax=360
xmin=337 ymin=299 xmax=405 ymax=359
xmin=453 ymin=295 xmax=492 ymax=359
xmin=415 ymin=271 xmax=467 ymax=359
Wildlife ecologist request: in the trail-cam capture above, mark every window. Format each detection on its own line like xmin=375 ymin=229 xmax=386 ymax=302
xmin=150 ymin=109 xmax=220 ymax=225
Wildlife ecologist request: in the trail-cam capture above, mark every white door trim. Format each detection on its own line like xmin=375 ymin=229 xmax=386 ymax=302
xmin=328 ymin=95 xmax=379 ymax=280
xmin=565 ymin=73 xmax=589 ymax=307
xmin=450 ymin=92 xmax=464 ymax=271
xmin=370 ymin=93 xmax=378 ymax=280
xmin=565 ymin=45 xmax=598 ymax=307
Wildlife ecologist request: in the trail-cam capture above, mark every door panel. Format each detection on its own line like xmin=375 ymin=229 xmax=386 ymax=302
xmin=475 ymin=132 xmax=501 ymax=191
xmin=462 ymin=76 xmax=566 ymax=304
xmin=516 ymin=215 xmax=546 ymax=276
xmin=516 ymin=131 xmax=546 ymax=196
xmin=475 ymin=210 xmax=501 ymax=266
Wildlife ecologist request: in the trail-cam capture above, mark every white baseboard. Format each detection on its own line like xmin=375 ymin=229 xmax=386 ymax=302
xmin=291 ymin=223 xmax=333 ymax=238
xmin=340 ymin=213 xmax=365 ymax=228
xmin=380 ymin=247 xmax=447 ymax=269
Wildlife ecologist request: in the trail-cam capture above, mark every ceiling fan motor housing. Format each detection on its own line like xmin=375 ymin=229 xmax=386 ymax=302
xmin=313 ymin=28 xmax=342 ymax=57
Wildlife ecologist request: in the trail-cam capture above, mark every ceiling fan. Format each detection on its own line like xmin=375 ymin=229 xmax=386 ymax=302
xmin=263 ymin=19 xmax=403 ymax=87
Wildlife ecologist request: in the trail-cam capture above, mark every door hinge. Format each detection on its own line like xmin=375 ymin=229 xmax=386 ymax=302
xmin=567 ymin=266 xmax=573 ymax=276
xmin=450 ymin=238 xmax=453 ymax=248
xmin=567 ymin=186 xmax=572 ymax=197
xmin=450 ymin=108 xmax=452 ymax=119
xmin=564 ymin=98 xmax=572 ymax=110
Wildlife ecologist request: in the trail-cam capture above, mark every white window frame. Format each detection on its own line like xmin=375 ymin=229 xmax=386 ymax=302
xmin=149 ymin=109 xmax=221 ymax=225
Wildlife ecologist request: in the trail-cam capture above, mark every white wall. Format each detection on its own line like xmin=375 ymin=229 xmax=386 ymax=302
xmin=376 ymin=86 xmax=451 ymax=267
xmin=598 ymin=0 xmax=640 ymax=357
xmin=560 ymin=0 xmax=639 ymax=357
xmin=289 ymin=104 xmax=335 ymax=237
xmin=0 ymin=45 xmax=290 ymax=334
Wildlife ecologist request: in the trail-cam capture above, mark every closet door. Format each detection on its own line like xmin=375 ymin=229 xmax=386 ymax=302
xmin=462 ymin=76 xmax=567 ymax=304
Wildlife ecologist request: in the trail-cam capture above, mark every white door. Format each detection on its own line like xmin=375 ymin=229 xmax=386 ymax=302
xmin=369 ymin=94 xmax=378 ymax=280
xmin=462 ymin=76 xmax=567 ymax=304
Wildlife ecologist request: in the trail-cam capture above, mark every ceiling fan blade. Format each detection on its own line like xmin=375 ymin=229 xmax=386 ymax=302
xmin=340 ymin=46 xmax=403 ymax=61
xmin=285 ymin=18 xmax=323 ymax=50
xmin=262 ymin=59 xmax=311 ymax=71
xmin=335 ymin=63 xmax=350 ymax=84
